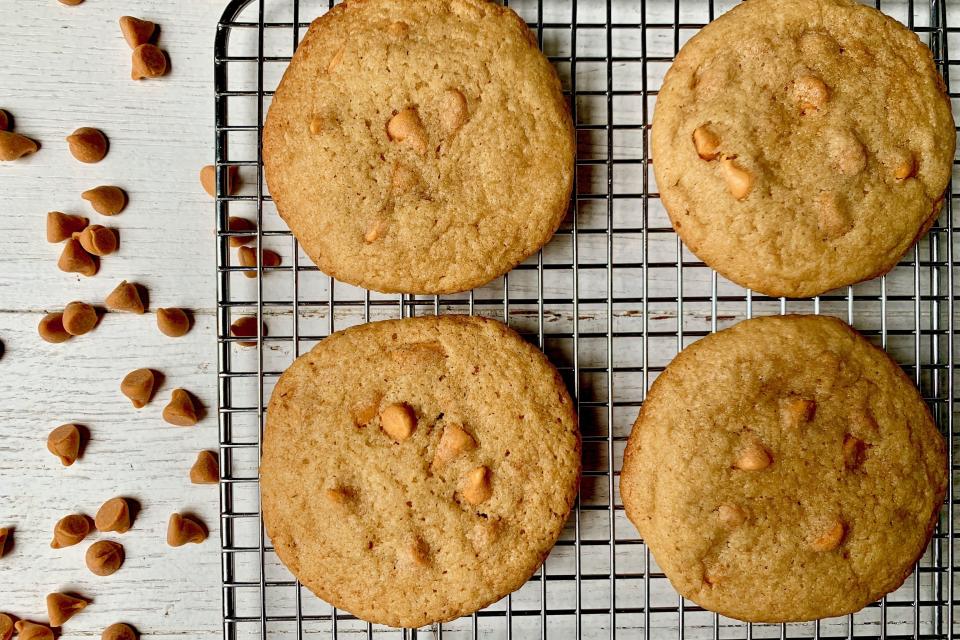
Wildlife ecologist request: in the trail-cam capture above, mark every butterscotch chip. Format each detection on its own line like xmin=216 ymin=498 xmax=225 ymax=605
xmin=58 ymin=0 xmax=84 ymax=4
xmin=14 ymin=621 xmax=53 ymax=640
xmin=82 ymin=186 xmax=127 ymax=216
xmin=105 ymin=280 xmax=145 ymax=314
xmin=262 ymin=0 xmax=573 ymax=294
xmin=166 ymin=513 xmax=207 ymax=546
xmin=200 ymin=164 xmax=239 ymax=197
xmin=47 ymin=424 xmax=81 ymax=466
xmin=95 ymin=497 xmax=131 ymax=534
xmin=379 ymin=403 xmax=416 ymax=442
xmin=78 ymin=225 xmax=118 ymax=256
xmin=156 ymin=307 xmax=190 ymax=337
xmin=461 ymin=465 xmax=492 ymax=505
xmin=229 ymin=315 xmax=264 ymax=347
xmin=120 ymin=368 xmax=156 ymax=408
xmin=163 ymin=388 xmax=199 ymax=426
xmin=261 ymin=315 xmax=580 ymax=628
xmin=62 ymin=301 xmax=98 ymax=336
xmin=58 ymin=238 xmax=98 ymax=277
xmin=119 ymin=16 xmax=156 ymax=48
xmin=0 ymin=131 xmax=38 ymax=161
xmin=38 ymin=312 xmax=72 ymax=344
xmin=47 ymin=211 xmax=89 ymax=243
xmin=46 ymin=592 xmax=88 ymax=626
xmin=131 ymin=44 xmax=167 ymax=80
xmin=86 ymin=540 xmax=124 ymax=576
xmin=733 ymin=440 xmax=771 ymax=471
xmin=51 ymin=513 xmax=90 ymax=548
xmin=432 ymin=424 xmax=476 ymax=467
xmin=227 ymin=216 xmax=256 ymax=246
xmin=692 ymin=124 xmax=721 ymax=161
xmin=0 ymin=613 xmax=12 ymax=640
xmin=66 ymin=127 xmax=108 ymax=163
xmin=0 ymin=109 xmax=8 ymax=132
xmin=190 ymin=450 xmax=219 ymax=484
xmin=621 ymin=315 xmax=947 ymax=623
xmin=237 ymin=246 xmax=281 ymax=277
xmin=102 ymin=623 xmax=138 ymax=640
xmin=651 ymin=0 xmax=955 ymax=298
xmin=0 ymin=528 xmax=8 ymax=558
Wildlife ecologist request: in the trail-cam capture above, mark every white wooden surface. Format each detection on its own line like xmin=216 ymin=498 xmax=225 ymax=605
xmin=0 ymin=0 xmax=955 ymax=639
xmin=0 ymin=1 xmax=226 ymax=637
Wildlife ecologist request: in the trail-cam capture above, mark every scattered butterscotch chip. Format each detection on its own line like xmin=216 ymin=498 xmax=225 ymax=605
xmin=734 ymin=440 xmax=771 ymax=471
xmin=200 ymin=164 xmax=239 ymax=197
xmin=105 ymin=280 xmax=145 ymax=314
xmin=86 ymin=540 xmax=124 ymax=576
xmin=0 ymin=613 xmax=12 ymax=640
xmin=95 ymin=497 xmax=132 ymax=534
xmin=58 ymin=0 xmax=84 ymax=4
xmin=0 ymin=131 xmax=38 ymax=161
xmin=131 ymin=44 xmax=167 ymax=80
xmin=14 ymin=621 xmax=53 ymax=640
xmin=0 ymin=109 xmax=8 ymax=132
xmin=811 ymin=519 xmax=846 ymax=552
xmin=47 ymin=424 xmax=81 ymax=466
xmin=78 ymin=225 xmax=118 ymax=256
xmin=440 ymin=88 xmax=468 ymax=134
xmin=792 ymin=75 xmax=829 ymax=115
xmin=380 ymin=403 xmax=416 ymax=442
xmin=167 ymin=513 xmax=207 ymax=546
xmin=66 ymin=127 xmax=108 ymax=163
xmin=693 ymin=124 xmax=721 ymax=161
xmin=58 ymin=238 xmax=98 ymax=276
xmin=895 ymin=154 xmax=916 ymax=181
xmin=720 ymin=156 xmax=754 ymax=200
xmin=102 ymin=623 xmax=138 ymax=640
xmin=227 ymin=216 xmax=256 ymax=246
xmin=237 ymin=246 xmax=281 ymax=277
xmin=47 ymin=593 xmax=88 ymax=627
xmin=47 ymin=211 xmax=88 ymax=243
xmin=82 ymin=185 xmax=127 ymax=216
xmin=120 ymin=368 xmax=156 ymax=408
xmin=163 ymin=388 xmax=199 ymax=426
xmin=386 ymin=108 xmax=428 ymax=154
xmin=156 ymin=307 xmax=190 ymax=337
xmin=462 ymin=465 xmax=492 ymax=505
xmin=51 ymin=513 xmax=90 ymax=548
xmin=432 ymin=424 xmax=476 ymax=467
xmin=62 ymin=301 xmax=98 ymax=336
xmin=190 ymin=450 xmax=219 ymax=484
xmin=230 ymin=315 xmax=264 ymax=347
xmin=39 ymin=312 xmax=72 ymax=343
xmin=0 ymin=528 xmax=8 ymax=557
xmin=119 ymin=16 xmax=156 ymax=48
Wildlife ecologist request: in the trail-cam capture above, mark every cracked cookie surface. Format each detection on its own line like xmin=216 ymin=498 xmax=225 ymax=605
xmin=652 ymin=0 xmax=954 ymax=298
xmin=262 ymin=315 xmax=580 ymax=628
xmin=263 ymin=0 xmax=574 ymax=294
xmin=620 ymin=314 xmax=946 ymax=622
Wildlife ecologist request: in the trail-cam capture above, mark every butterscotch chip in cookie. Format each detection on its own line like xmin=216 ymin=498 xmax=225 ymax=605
xmin=620 ymin=315 xmax=947 ymax=622
xmin=263 ymin=0 xmax=574 ymax=294
xmin=46 ymin=593 xmax=88 ymax=626
xmin=47 ymin=424 xmax=81 ymax=466
xmin=651 ymin=0 xmax=955 ymax=297
xmin=120 ymin=368 xmax=156 ymax=408
xmin=189 ymin=450 xmax=219 ymax=484
xmin=261 ymin=315 xmax=580 ymax=627
xmin=105 ymin=281 xmax=145 ymax=314
xmin=95 ymin=498 xmax=131 ymax=534
xmin=47 ymin=212 xmax=89 ymax=243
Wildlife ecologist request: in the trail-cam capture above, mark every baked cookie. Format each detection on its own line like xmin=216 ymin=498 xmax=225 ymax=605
xmin=621 ymin=315 xmax=946 ymax=622
xmin=652 ymin=0 xmax=954 ymax=298
xmin=263 ymin=0 xmax=574 ymax=294
xmin=261 ymin=315 xmax=580 ymax=628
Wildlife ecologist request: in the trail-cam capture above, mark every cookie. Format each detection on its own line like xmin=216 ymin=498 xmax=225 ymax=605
xmin=263 ymin=0 xmax=574 ymax=294
xmin=652 ymin=0 xmax=954 ymax=298
xmin=261 ymin=315 xmax=580 ymax=628
xmin=620 ymin=315 xmax=946 ymax=622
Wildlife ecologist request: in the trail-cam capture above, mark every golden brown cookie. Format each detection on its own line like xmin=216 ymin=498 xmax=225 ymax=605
xmin=263 ymin=0 xmax=574 ymax=294
xmin=621 ymin=314 xmax=946 ymax=622
xmin=261 ymin=315 xmax=580 ymax=627
xmin=652 ymin=0 xmax=954 ymax=298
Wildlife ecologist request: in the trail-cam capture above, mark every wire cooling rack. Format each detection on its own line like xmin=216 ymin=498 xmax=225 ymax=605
xmin=213 ymin=0 xmax=957 ymax=637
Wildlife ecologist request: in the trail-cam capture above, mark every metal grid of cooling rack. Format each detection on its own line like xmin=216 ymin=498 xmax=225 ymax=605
xmin=213 ymin=0 xmax=957 ymax=638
